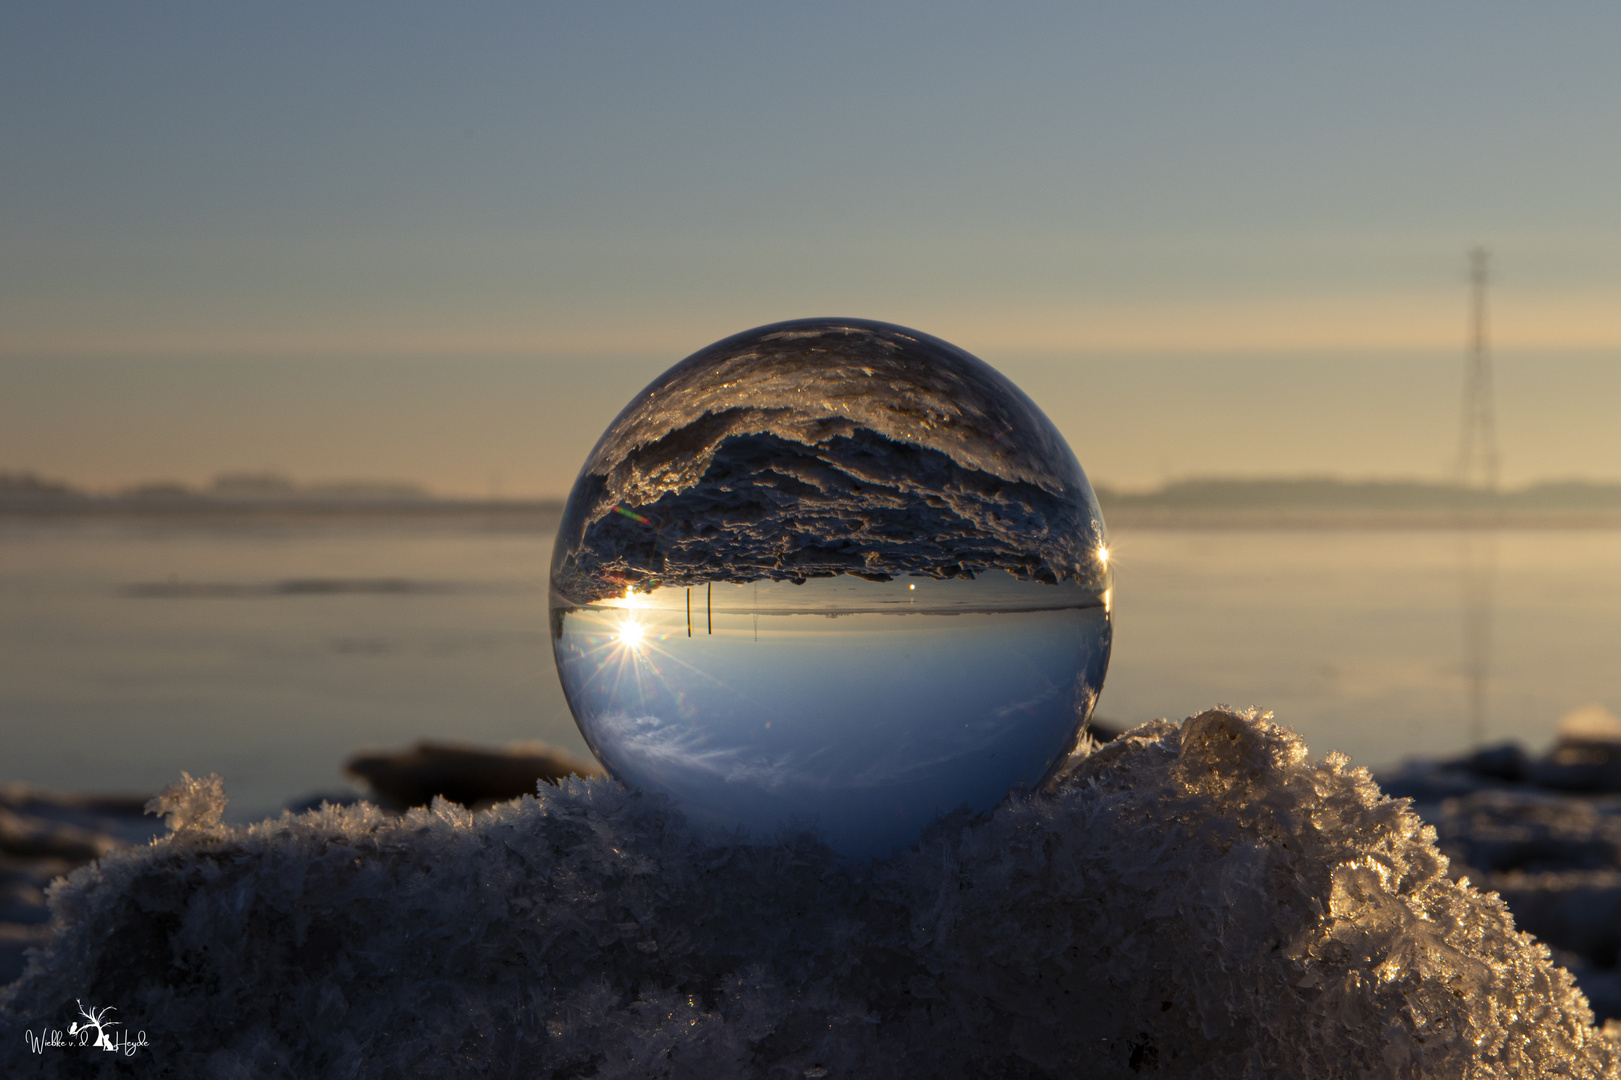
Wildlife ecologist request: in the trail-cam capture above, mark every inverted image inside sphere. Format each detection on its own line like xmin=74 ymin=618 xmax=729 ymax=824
xmin=549 ymin=318 xmax=1112 ymax=858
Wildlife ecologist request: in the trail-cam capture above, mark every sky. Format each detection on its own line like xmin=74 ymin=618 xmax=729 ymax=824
xmin=2 ymin=2 xmax=1618 ymax=495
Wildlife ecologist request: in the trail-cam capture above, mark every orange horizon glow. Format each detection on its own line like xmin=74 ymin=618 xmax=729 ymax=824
xmin=4 ymin=291 xmax=1621 ymax=359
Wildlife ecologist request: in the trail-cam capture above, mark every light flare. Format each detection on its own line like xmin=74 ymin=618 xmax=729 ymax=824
xmin=607 ymin=586 xmax=649 ymax=611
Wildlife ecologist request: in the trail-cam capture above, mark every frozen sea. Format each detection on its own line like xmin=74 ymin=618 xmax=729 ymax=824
xmin=2 ymin=514 xmax=1619 ymax=820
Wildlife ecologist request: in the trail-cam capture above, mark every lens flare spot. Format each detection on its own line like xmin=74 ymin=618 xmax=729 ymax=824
xmin=617 ymin=620 xmax=646 ymax=649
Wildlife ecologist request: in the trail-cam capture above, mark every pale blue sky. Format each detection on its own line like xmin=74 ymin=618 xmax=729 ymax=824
xmin=2 ymin=3 xmax=1618 ymax=492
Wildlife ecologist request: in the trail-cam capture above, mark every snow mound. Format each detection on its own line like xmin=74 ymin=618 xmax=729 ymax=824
xmin=3 ymin=709 xmax=1617 ymax=1078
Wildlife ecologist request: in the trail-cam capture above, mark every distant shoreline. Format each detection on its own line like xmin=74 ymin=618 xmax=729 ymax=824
xmin=6 ymin=475 xmax=1621 ymax=529
xmin=1099 ymin=508 xmax=1621 ymax=529
xmin=4 ymin=499 xmax=1620 ymax=531
xmin=1095 ymin=476 xmax=1621 ymax=529
xmin=0 ymin=497 xmax=566 ymax=528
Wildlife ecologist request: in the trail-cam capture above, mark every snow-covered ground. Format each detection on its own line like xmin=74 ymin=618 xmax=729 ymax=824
xmin=5 ymin=708 xmax=1619 ymax=1077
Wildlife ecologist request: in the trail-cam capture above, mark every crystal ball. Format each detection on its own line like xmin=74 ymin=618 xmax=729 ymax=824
xmin=550 ymin=318 xmax=1111 ymax=857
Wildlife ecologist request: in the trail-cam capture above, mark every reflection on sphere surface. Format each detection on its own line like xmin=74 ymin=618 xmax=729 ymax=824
xmin=551 ymin=318 xmax=1111 ymax=857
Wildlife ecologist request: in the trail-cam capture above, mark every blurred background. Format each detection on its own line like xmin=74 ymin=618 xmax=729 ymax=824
xmin=3 ymin=2 xmax=1619 ymax=816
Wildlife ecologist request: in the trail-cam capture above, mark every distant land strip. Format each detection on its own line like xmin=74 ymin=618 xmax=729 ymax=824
xmin=5 ymin=471 xmax=1621 ymax=529
xmin=1094 ymin=478 xmax=1621 ymax=529
xmin=0 ymin=470 xmax=566 ymax=525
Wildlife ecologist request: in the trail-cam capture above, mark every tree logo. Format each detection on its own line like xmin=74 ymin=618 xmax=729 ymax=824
xmin=68 ymin=1001 xmax=120 ymax=1050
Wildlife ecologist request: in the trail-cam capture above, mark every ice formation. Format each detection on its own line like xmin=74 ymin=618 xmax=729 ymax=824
xmin=141 ymin=771 xmax=228 ymax=835
xmin=4 ymin=709 xmax=1619 ymax=1078
xmin=1383 ymin=734 xmax=1621 ymax=1025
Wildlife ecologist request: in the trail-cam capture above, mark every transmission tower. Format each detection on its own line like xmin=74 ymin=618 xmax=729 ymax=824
xmin=1456 ymin=248 xmax=1500 ymax=491
xmin=1456 ymin=247 xmax=1498 ymax=748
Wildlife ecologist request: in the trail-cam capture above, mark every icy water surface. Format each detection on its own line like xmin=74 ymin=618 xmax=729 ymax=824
xmin=0 ymin=517 xmax=581 ymax=820
xmin=553 ymin=577 xmax=1110 ymax=856
xmin=2 ymin=519 xmax=1620 ymax=821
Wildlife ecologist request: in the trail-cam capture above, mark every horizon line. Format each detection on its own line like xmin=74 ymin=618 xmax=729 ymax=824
xmin=11 ymin=469 xmax=1621 ymax=504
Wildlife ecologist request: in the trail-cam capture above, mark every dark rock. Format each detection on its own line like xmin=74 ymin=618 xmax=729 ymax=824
xmin=1530 ymin=739 xmax=1621 ymax=793
xmin=1086 ymin=717 xmax=1122 ymax=743
xmin=344 ymin=740 xmax=603 ymax=811
xmin=1488 ymin=870 xmax=1621 ymax=966
xmin=279 ymin=791 xmax=366 ymax=815
xmin=1466 ymin=741 xmax=1531 ymax=782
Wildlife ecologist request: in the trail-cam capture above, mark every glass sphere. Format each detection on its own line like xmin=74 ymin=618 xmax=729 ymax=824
xmin=550 ymin=318 xmax=1111 ymax=858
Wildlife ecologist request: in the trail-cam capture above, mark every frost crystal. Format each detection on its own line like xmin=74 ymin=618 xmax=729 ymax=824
xmin=142 ymin=770 xmax=228 ymax=834
xmin=4 ymin=709 xmax=1617 ymax=1078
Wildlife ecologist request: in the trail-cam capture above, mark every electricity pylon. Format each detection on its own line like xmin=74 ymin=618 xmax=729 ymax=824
xmin=1456 ymin=247 xmax=1497 ymax=748
xmin=1456 ymin=248 xmax=1500 ymax=491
